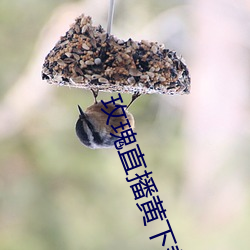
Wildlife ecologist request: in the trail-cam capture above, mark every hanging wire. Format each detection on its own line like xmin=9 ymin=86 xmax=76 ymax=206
xmin=107 ymin=0 xmax=115 ymax=34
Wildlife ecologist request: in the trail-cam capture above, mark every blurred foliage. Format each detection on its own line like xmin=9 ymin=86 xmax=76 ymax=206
xmin=0 ymin=0 xmax=70 ymax=97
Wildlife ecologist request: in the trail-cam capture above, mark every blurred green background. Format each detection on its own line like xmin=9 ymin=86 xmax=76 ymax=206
xmin=0 ymin=0 xmax=250 ymax=250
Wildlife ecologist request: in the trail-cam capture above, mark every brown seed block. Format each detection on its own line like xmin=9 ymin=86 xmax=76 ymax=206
xmin=42 ymin=14 xmax=190 ymax=95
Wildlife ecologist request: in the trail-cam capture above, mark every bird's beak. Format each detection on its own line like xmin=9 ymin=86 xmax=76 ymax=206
xmin=77 ymin=105 xmax=86 ymax=118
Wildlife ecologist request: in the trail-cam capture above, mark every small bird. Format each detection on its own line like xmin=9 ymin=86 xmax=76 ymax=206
xmin=75 ymin=90 xmax=136 ymax=149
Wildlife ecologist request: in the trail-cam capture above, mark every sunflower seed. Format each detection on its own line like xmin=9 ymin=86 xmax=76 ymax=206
xmin=128 ymin=77 xmax=135 ymax=84
xmin=129 ymin=68 xmax=142 ymax=77
xmin=141 ymin=40 xmax=150 ymax=47
xmin=65 ymin=52 xmax=72 ymax=58
xmin=147 ymin=72 xmax=154 ymax=79
xmin=63 ymin=58 xmax=75 ymax=64
xmin=98 ymin=77 xmax=109 ymax=84
xmin=72 ymin=53 xmax=80 ymax=60
xmin=72 ymin=76 xmax=83 ymax=83
xmin=85 ymin=60 xmax=94 ymax=65
xmin=74 ymin=66 xmax=83 ymax=75
xmin=75 ymin=24 xmax=80 ymax=34
xmin=92 ymin=74 xmax=101 ymax=79
xmin=57 ymin=59 xmax=67 ymax=66
xmin=82 ymin=43 xmax=90 ymax=50
xmin=140 ymin=75 xmax=149 ymax=82
xmin=151 ymin=45 xmax=158 ymax=54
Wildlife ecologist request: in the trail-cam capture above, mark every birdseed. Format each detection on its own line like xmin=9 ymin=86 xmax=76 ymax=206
xmin=42 ymin=14 xmax=190 ymax=95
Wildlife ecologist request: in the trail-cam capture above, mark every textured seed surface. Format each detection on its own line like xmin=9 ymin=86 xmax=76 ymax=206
xmin=42 ymin=14 xmax=190 ymax=95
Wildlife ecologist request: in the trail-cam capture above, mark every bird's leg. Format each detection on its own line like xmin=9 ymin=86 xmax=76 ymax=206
xmin=127 ymin=92 xmax=141 ymax=109
xmin=91 ymin=89 xmax=99 ymax=104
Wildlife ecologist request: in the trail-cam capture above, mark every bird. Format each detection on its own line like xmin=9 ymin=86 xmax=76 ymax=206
xmin=75 ymin=89 xmax=137 ymax=149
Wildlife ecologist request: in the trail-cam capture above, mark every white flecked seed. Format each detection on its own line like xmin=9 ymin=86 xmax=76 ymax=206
xmin=94 ymin=58 xmax=102 ymax=65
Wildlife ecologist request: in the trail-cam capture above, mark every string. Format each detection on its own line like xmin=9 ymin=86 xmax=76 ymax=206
xmin=107 ymin=0 xmax=115 ymax=34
